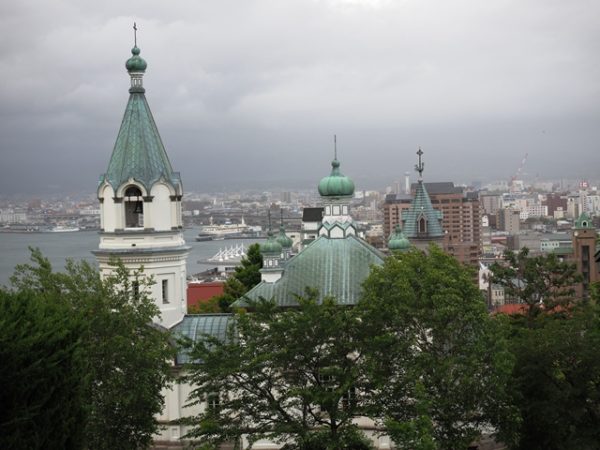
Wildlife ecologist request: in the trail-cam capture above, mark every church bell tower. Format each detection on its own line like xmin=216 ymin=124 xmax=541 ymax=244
xmin=94 ymin=34 xmax=189 ymax=327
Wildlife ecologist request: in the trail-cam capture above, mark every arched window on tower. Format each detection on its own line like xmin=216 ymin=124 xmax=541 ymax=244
xmin=124 ymin=186 xmax=144 ymax=228
xmin=418 ymin=216 xmax=427 ymax=234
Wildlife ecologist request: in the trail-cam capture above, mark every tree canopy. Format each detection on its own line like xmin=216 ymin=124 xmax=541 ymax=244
xmin=2 ymin=249 xmax=175 ymax=450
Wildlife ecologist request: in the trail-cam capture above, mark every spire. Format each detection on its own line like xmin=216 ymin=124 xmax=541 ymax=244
xmin=100 ymin=37 xmax=181 ymax=193
xmin=276 ymin=208 xmax=293 ymax=249
xmin=415 ymin=147 xmax=424 ymax=181
xmin=318 ymin=136 xmax=355 ymax=197
xmin=261 ymin=210 xmax=283 ymax=255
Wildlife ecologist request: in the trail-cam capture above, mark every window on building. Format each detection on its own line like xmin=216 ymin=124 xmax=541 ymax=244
xmin=419 ymin=217 xmax=427 ymax=234
xmin=132 ymin=281 xmax=140 ymax=301
xmin=162 ymin=279 xmax=169 ymax=304
xmin=207 ymin=392 xmax=221 ymax=414
xmin=124 ymin=186 xmax=144 ymax=228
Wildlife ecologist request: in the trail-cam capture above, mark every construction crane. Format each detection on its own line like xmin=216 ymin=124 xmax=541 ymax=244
xmin=509 ymin=153 xmax=528 ymax=193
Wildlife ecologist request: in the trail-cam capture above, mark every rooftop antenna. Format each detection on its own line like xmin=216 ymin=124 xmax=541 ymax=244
xmin=334 ymin=134 xmax=337 ymax=160
xmin=415 ymin=147 xmax=425 ymax=180
xmin=133 ymin=22 xmax=138 ymax=47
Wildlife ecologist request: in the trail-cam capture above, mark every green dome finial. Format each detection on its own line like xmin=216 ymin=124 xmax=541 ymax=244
xmin=276 ymin=209 xmax=293 ymax=248
xmin=126 ymin=23 xmax=147 ymax=72
xmin=388 ymin=225 xmax=411 ymax=251
xmin=261 ymin=229 xmax=283 ymax=255
xmin=318 ymin=136 xmax=355 ymax=197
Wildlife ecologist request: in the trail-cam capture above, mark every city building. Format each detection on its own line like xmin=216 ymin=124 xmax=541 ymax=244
xmin=383 ymin=151 xmax=481 ymax=266
xmin=93 ymin=44 xmax=189 ymax=328
xmin=496 ymin=208 xmax=520 ymax=234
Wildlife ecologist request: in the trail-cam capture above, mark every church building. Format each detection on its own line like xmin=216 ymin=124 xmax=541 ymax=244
xmin=94 ymin=43 xmax=189 ymax=328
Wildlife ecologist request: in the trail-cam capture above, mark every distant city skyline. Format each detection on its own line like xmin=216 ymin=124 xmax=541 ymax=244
xmin=1 ymin=0 xmax=599 ymax=195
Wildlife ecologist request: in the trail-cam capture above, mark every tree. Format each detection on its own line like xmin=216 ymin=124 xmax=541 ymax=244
xmin=8 ymin=249 xmax=175 ymax=450
xmin=181 ymin=292 xmax=373 ymax=450
xmin=0 ymin=289 xmax=85 ymax=450
xmin=491 ymin=252 xmax=600 ymax=450
xmin=359 ymin=246 xmax=517 ymax=450
xmin=499 ymin=301 xmax=600 ymax=450
xmin=212 ymin=243 xmax=263 ymax=312
xmin=489 ymin=248 xmax=581 ymax=325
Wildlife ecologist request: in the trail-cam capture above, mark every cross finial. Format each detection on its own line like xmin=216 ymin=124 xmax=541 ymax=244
xmin=415 ymin=147 xmax=424 ymax=179
xmin=133 ymin=22 xmax=138 ymax=47
xmin=280 ymin=208 xmax=284 ymax=226
xmin=268 ymin=210 xmax=272 ymax=232
xmin=334 ymin=134 xmax=337 ymax=160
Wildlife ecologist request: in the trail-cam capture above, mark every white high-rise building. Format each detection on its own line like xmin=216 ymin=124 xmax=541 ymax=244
xmin=94 ymin=44 xmax=189 ymax=327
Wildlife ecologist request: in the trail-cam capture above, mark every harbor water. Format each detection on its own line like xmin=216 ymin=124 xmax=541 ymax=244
xmin=0 ymin=228 xmax=263 ymax=288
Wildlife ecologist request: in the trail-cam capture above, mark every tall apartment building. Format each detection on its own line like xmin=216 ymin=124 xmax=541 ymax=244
xmin=383 ymin=182 xmax=481 ymax=266
xmin=496 ymin=208 xmax=520 ymax=234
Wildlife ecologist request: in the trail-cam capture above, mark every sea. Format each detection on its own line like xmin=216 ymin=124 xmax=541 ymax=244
xmin=0 ymin=228 xmax=264 ymax=288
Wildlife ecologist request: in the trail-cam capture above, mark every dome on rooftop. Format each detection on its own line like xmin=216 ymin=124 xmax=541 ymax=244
xmin=261 ymin=230 xmax=283 ymax=255
xmin=318 ymin=158 xmax=355 ymax=197
xmin=126 ymin=46 xmax=147 ymax=72
xmin=276 ymin=226 xmax=293 ymax=248
xmin=388 ymin=225 xmax=410 ymax=251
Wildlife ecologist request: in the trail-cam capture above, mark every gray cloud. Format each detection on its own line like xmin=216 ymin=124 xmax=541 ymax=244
xmin=1 ymin=0 xmax=599 ymax=195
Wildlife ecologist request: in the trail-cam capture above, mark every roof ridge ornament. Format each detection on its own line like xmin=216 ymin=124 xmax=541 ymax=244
xmin=133 ymin=22 xmax=138 ymax=47
xmin=415 ymin=147 xmax=425 ymax=181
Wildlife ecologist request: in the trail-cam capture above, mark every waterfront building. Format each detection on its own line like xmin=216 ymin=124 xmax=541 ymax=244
xmin=94 ymin=44 xmax=189 ymax=328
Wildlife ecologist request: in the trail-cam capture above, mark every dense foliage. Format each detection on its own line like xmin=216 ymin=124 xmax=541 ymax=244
xmin=182 ymin=291 xmax=373 ymax=449
xmin=360 ymin=246 xmax=517 ymax=450
xmin=183 ymin=247 xmax=516 ymax=449
xmin=1 ymin=249 xmax=174 ymax=450
xmin=491 ymin=251 xmax=600 ymax=450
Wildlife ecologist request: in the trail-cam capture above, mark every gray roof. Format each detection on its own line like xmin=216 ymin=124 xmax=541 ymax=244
xmin=410 ymin=182 xmax=463 ymax=195
xmin=171 ymin=314 xmax=234 ymax=364
xmin=237 ymin=235 xmax=385 ymax=307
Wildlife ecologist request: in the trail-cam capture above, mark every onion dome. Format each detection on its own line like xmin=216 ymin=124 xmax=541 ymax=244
xmin=276 ymin=225 xmax=293 ymax=248
xmin=318 ymin=158 xmax=355 ymax=197
xmin=261 ymin=230 xmax=283 ymax=255
xmin=388 ymin=225 xmax=411 ymax=251
xmin=126 ymin=46 xmax=147 ymax=72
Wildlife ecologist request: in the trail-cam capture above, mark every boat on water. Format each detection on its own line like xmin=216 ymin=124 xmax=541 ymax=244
xmin=50 ymin=225 xmax=80 ymax=232
xmin=197 ymin=216 xmax=252 ymax=238
xmin=195 ymin=233 xmax=214 ymax=242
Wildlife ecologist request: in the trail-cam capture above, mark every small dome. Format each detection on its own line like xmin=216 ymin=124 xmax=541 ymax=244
xmin=126 ymin=46 xmax=147 ymax=72
xmin=261 ymin=230 xmax=283 ymax=255
xmin=276 ymin=226 xmax=293 ymax=248
xmin=318 ymin=158 xmax=355 ymax=197
xmin=388 ymin=225 xmax=411 ymax=251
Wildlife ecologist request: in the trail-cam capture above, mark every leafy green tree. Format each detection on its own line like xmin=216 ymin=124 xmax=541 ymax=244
xmin=0 ymin=289 xmax=85 ymax=450
xmin=9 ymin=249 xmax=175 ymax=450
xmin=181 ymin=292 xmax=373 ymax=450
xmin=500 ymin=302 xmax=600 ymax=450
xmin=359 ymin=246 xmax=517 ymax=450
xmin=212 ymin=243 xmax=263 ymax=311
xmin=489 ymin=248 xmax=581 ymax=325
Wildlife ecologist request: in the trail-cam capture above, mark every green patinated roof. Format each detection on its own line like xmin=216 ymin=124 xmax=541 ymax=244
xmin=126 ymin=46 xmax=147 ymax=72
xmin=318 ymin=158 xmax=355 ymax=197
xmin=402 ymin=181 xmax=444 ymax=239
xmin=171 ymin=314 xmax=234 ymax=364
xmin=238 ymin=235 xmax=385 ymax=307
xmin=276 ymin=225 xmax=293 ymax=248
xmin=100 ymin=47 xmax=181 ymax=192
xmin=388 ymin=225 xmax=411 ymax=251
xmin=261 ymin=230 xmax=283 ymax=254
xmin=575 ymin=212 xmax=594 ymax=229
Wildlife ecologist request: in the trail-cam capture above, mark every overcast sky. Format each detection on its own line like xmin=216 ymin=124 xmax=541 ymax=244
xmin=1 ymin=0 xmax=599 ymax=195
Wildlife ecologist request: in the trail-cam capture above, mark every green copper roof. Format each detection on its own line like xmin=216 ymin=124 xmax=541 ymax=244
xmin=276 ymin=225 xmax=293 ymax=248
xmin=100 ymin=48 xmax=181 ymax=192
xmin=388 ymin=225 xmax=411 ymax=251
xmin=238 ymin=235 xmax=384 ymax=307
xmin=402 ymin=181 xmax=444 ymax=239
xmin=318 ymin=158 xmax=355 ymax=197
xmin=261 ymin=230 xmax=283 ymax=255
xmin=171 ymin=314 xmax=234 ymax=364
xmin=126 ymin=46 xmax=147 ymax=72
xmin=575 ymin=212 xmax=594 ymax=229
